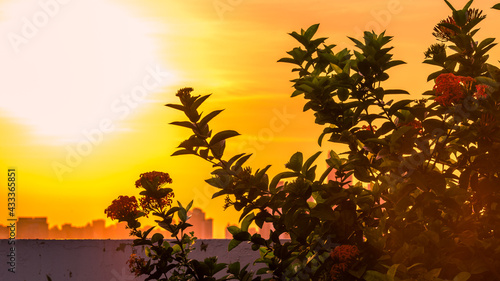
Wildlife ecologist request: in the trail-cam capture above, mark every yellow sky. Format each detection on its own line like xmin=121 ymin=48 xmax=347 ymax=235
xmin=1 ymin=0 xmax=500 ymax=238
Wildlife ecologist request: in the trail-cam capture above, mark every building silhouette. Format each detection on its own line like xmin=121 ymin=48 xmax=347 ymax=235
xmin=17 ymin=217 xmax=49 ymax=239
xmin=188 ymin=208 xmax=213 ymax=239
xmin=0 ymin=224 xmax=10 ymax=239
xmin=0 ymin=209 xmax=215 ymax=240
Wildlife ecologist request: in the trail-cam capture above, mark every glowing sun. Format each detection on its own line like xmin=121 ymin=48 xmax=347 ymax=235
xmin=0 ymin=0 xmax=173 ymax=143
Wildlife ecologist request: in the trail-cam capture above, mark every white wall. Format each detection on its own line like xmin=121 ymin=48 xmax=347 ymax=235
xmin=0 ymin=239 xmax=263 ymax=281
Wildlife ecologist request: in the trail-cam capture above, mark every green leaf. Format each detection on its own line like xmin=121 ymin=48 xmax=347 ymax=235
xmin=443 ymin=0 xmax=457 ymax=12
xmin=232 ymin=154 xmax=252 ymax=172
xmin=269 ymin=171 xmax=299 ymax=192
xmin=178 ymin=207 xmax=187 ymax=222
xmin=186 ymin=200 xmax=193 ymax=212
xmin=227 ymin=153 xmax=246 ymax=167
xmin=170 ymin=121 xmax=194 ymax=129
xmin=228 ymin=262 xmax=241 ymax=275
xmin=311 ymin=203 xmax=335 ymax=220
xmin=463 ymin=0 xmax=473 ymax=10
xmin=390 ymin=125 xmax=411 ymax=145
xmin=386 ymin=264 xmax=399 ymax=281
xmin=453 ymin=272 xmax=471 ymax=281
xmin=171 ymin=149 xmax=195 ymax=156
xmin=304 ymin=24 xmax=320 ymax=41
xmin=241 ymin=213 xmax=255 ymax=232
xmin=211 ymin=189 xmax=229 ymax=198
xmin=477 ymin=38 xmax=496 ymax=50
xmin=319 ymin=164 xmax=334 ymax=183
xmin=425 ymin=268 xmax=442 ymax=279
xmin=166 ymin=206 xmax=180 ymax=217
xmin=199 ymin=149 xmax=210 ymax=159
xmin=228 ymin=239 xmax=242 ymax=251
xmin=338 ymin=87 xmax=350 ymax=101
xmin=209 ymin=130 xmax=240 ymax=146
xmin=199 ymin=110 xmax=224 ymax=128
xmin=212 ymin=262 xmax=227 ymax=275
xmin=331 ymin=63 xmax=343 ymax=74
xmin=475 ymin=76 xmax=499 ymax=88
xmin=384 ymin=89 xmax=410 ymax=95
xmin=388 ymin=99 xmax=413 ymax=115
xmin=305 ymin=165 xmax=317 ymax=181
xmin=326 ymin=150 xmax=342 ymax=169
xmin=151 ymin=233 xmax=163 ymax=244
xmin=493 ymin=4 xmax=500 ymax=10
xmin=459 ymin=168 xmax=472 ymax=189
xmin=302 ymin=151 xmax=322 ymax=175
xmin=348 ymin=36 xmax=364 ymax=48
xmin=227 ymin=225 xmax=241 ymax=235
xmin=384 ymin=60 xmax=406 ymax=70
xmin=233 ymin=231 xmax=251 ymax=241
xmin=285 ymin=152 xmax=303 ymax=172
xmin=278 ymin=57 xmax=297 ymax=64
xmin=422 ymin=118 xmax=444 ymax=134
xmin=165 ymin=103 xmax=184 ymax=111
xmin=191 ymin=94 xmax=211 ymax=111
xmin=363 ymin=270 xmax=389 ymax=281
xmin=427 ymin=70 xmax=446 ymax=81
xmin=354 ymin=166 xmax=372 ymax=182
xmin=255 ymin=165 xmax=271 ymax=182
xmin=143 ymin=226 xmax=156 ymax=239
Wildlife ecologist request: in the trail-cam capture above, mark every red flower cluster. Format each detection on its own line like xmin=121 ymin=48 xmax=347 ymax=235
xmin=330 ymin=245 xmax=360 ymax=280
xmin=433 ymin=16 xmax=457 ymax=41
xmin=140 ymin=192 xmax=175 ymax=212
xmin=105 ymin=196 xmax=139 ymax=221
xmin=330 ymin=245 xmax=359 ymax=262
xmin=434 ymin=73 xmax=474 ymax=106
xmin=135 ymin=171 xmax=173 ymax=188
xmin=475 ymin=84 xmax=488 ymax=99
xmin=127 ymin=253 xmax=146 ymax=276
xmin=433 ymin=73 xmax=486 ymax=106
xmin=361 ymin=125 xmax=377 ymax=132
xmin=398 ymin=120 xmax=423 ymax=134
xmin=433 ymin=9 xmax=484 ymax=41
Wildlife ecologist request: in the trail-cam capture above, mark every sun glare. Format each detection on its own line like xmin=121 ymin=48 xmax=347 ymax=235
xmin=0 ymin=0 xmax=174 ymax=144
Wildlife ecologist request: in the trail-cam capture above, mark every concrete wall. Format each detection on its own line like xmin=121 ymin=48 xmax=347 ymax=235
xmin=0 ymin=239 xmax=263 ymax=281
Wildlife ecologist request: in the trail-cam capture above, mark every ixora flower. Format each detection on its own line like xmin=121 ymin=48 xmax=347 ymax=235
xmin=139 ymin=192 xmax=175 ymax=212
xmin=398 ymin=120 xmax=423 ymax=134
xmin=475 ymin=84 xmax=489 ymax=99
xmin=135 ymin=171 xmax=173 ymax=188
xmin=329 ymin=245 xmax=360 ymax=280
xmin=433 ymin=8 xmax=485 ymax=41
xmin=433 ymin=73 xmax=487 ymax=106
xmin=330 ymin=245 xmax=360 ymax=263
xmin=361 ymin=125 xmax=377 ymax=132
xmin=134 ymin=171 xmax=175 ymax=213
xmin=104 ymin=196 xmax=140 ymax=221
xmin=127 ymin=253 xmax=146 ymax=276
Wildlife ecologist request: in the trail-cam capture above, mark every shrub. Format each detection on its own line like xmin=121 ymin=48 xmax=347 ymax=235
xmin=167 ymin=1 xmax=500 ymax=280
xmin=105 ymin=171 xmax=259 ymax=280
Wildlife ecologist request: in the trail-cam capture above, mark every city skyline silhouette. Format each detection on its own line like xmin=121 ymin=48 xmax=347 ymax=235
xmin=1 ymin=207 xmax=216 ymax=240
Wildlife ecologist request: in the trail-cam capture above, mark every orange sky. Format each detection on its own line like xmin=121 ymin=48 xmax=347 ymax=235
xmin=2 ymin=0 xmax=500 ymax=238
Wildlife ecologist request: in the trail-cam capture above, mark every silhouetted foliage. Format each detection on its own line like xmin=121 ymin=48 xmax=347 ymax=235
xmin=168 ymin=1 xmax=500 ymax=280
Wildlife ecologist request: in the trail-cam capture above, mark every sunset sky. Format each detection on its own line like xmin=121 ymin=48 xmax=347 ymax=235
xmin=2 ymin=0 xmax=500 ymax=238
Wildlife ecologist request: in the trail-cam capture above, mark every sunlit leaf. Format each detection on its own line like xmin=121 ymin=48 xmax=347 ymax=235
xmin=209 ymin=130 xmax=240 ymax=146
